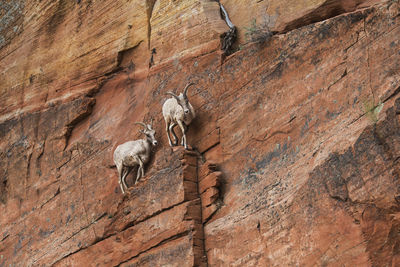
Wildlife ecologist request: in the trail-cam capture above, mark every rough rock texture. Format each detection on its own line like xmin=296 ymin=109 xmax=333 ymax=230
xmin=1 ymin=0 xmax=400 ymax=266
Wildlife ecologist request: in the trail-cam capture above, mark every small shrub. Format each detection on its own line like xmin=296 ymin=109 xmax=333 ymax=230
xmin=245 ymin=16 xmax=273 ymax=43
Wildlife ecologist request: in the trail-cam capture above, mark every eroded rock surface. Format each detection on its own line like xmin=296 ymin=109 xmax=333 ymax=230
xmin=1 ymin=0 xmax=400 ymax=266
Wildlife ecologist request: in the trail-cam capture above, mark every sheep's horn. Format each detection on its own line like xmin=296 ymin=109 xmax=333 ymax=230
xmin=134 ymin=122 xmax=146 ymax=128
xmin=166 ymin=91 xmax=179 ymax=99
xmin=183 ymin=82 xmax=195 ymax=97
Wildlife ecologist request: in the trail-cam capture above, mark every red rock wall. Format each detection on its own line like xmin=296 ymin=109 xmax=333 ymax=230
xmin=1 ymin=0 xmax=400 ymax=266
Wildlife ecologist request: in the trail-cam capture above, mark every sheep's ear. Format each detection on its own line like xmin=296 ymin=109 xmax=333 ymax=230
xmin=166 ymin=91 xmax=179 ymax=101
xmin=183 ymin=82 xmax=194 ymax=98
xmin=138 ymin=129 xmax=145 ymax=134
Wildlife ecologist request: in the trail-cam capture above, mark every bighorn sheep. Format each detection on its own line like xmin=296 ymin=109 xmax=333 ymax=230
xmin=113 ymin=122 xmax=158 ymax=194
xmin=162 ymin=83 xmax=196 ymax=149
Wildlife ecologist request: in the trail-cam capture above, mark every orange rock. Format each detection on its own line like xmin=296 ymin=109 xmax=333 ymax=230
xmin=1 ymin=0 xmax=400 ymax=266
xmin=198 ymin=161 xmax=218 ymax=180
xmin=200 ymin=187 xmax=219 ymax=208
xmin=182 ymin=164 xmax=198 ymax=183
xmin=202 ymin=204 xmax=219 ymax=224
xmin=199 ymin=171 xmax=222 ymax=194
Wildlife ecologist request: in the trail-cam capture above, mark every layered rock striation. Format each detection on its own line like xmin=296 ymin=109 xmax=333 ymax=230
xmin=1 ymin=0 xmax=400 ymax=266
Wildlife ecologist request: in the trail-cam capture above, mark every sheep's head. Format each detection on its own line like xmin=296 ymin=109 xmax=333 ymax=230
xmin=166 ymin=82 xmax=195 ymax=115
xmin=135 ymin=121 xmax=158 ymax=146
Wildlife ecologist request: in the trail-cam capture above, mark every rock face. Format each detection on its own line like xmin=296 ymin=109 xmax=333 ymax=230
xmin=1 ymin=0 xmax=400 ymax=266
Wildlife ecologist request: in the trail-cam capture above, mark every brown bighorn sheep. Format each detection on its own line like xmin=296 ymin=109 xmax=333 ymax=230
xmin=162 ymin=83 xmax=196 ymax=150
xmin=113 ymin=122 xmax=157 ymax=194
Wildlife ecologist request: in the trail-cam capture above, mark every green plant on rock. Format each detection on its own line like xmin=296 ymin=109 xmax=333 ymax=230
xmin=244 ymin=16 xmax=273 ymax=43
xmin=363 ymin=99 xmax=384 ymax=123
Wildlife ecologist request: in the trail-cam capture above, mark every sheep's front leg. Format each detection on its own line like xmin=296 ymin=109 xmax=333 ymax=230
xmin=180 ymin=123 xmax=188 ymax=146
xmin=135 ymin=156 xmax=144 ymax=184
xmin=120 ymin=168 xmax=127 ymax=194
xmin=177 ymin=120 xmax=188 ymax=149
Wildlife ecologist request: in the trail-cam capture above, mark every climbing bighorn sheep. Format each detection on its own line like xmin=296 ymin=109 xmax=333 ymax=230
xmin=113 ymin=121 xmax=158 ymax=194
xmin=162 ymin=83 xmax=196 ymax=149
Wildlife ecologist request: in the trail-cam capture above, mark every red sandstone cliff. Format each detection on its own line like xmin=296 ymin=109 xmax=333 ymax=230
xmin=1 ymin=0 xmax=400 ymax=266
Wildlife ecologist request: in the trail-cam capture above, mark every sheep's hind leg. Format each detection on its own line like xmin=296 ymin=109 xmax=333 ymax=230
xmin=121 ymin=167 xmax=131 ymax=193
xmin=135 ymin=156 xmax=144 ymax=184
xmin=169 ymin=123 xmax=178 ymax=146
xmin=165 ymin=120 xmax=174 ymax=147
xmin=117 ymin=163 xmax=125 ymax=194
xmin=119 ymin=179 xmax=125 ymax=194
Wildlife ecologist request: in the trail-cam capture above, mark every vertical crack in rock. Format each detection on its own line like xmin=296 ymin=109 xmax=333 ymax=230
xmin=145 ymin=0 xmax=157 ymax=50
xmin=186 ymin=154 xmax=208 ymax=266
xmin=363 ymin=15 xmax=375 ymax=103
